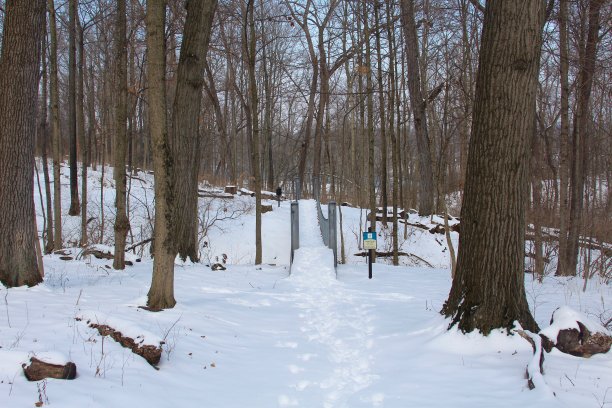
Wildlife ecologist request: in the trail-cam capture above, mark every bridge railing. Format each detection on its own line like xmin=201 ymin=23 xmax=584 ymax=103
xmin=313 ymin=176 xmax=338 ymax=269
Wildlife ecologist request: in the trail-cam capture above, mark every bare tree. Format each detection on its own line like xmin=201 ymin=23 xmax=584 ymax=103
xmin=146 ymin=0 xmax=176 ymax=309
xmin=400 ymin=0 xmax=435 ymax=215
xmin=172 ymin=0 xmax=218 ymax=262
xmin=68 ymin=0 xmax=80 ymax=216
xmin=113 ymin=0 xmax=129 ymax=270
xmin=0 ymin=0 xmax=46 ymax=287
xmin=48 ymin=0 xmax=63 ymax=250
xmin=441 ymin=0 xmax=546 ymax=334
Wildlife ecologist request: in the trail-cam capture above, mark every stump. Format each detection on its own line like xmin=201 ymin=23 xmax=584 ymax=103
xmin=540 ymin=307 xmax=612 ymax=357
xmin=261 ymin=204 xmax=273 ymax=214
xmin=22 ymin=357 xmax=77 ymax=381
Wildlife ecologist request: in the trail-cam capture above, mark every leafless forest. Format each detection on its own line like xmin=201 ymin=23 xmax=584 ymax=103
xmin=0 ymin=0 xmax=610 ymax=292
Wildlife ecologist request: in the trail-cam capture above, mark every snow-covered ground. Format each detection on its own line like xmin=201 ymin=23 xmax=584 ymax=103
xmin=0 ymin=163 xmax=610 ymax=407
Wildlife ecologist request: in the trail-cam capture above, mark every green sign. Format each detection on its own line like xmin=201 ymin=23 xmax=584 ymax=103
xmin=363 ymin=231 xmax=377 ymax=250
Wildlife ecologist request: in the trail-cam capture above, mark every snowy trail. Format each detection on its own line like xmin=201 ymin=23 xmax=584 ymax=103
xmin=283 ymin=200 xmax=377 ymax=407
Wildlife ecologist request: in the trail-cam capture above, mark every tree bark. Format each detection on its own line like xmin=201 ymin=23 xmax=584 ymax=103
xmin=441 ymin=0 xmax=545 ymax=334
xmin=562 ymin=0 xmax=603 ymax=277
xmin=146 ymin=0 xmax=176 ymax=309
xmin=40 ymin=14 xmax=55 ymax=254
xmin=113 ymin=0 xmax=130 ymax=270
xmin=245 ymin=0 xmax=262 ymax=264
xmin=48 ymin=0 xmax=62 ymax=250
xmin=172 ymin=0 xmax=218 ymax=262
xmin=555 ymin=0 xmax=571 ymax=277
xmin=400 ymin=0 xmax=435 ymax=216
xmin=0 ymin=0 xmax=46 ymax=287
xmin=68 ymin=0 xmax=80 ymax=216
xmin=78 ymin=23 xmax=88 ymax=247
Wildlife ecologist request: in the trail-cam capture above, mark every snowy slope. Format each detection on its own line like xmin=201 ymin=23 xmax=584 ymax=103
xmin=0 ymin=163 xmax=610 ymax=407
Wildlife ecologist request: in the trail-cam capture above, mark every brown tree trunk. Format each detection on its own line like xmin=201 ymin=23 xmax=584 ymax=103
xmin=40 ymin=15 xmax=55 ymax=254
xmin=441 ymin=0 xmax=545 ymax=335
xmin=364 ymin=4 xmax=376 ymax=262
xmin=172 ymin=0 xmax=218 ymax=262
xmin=146 ymin=0 xmax=176 ymax=310
xmin=78 ymin=23 xmax=88 ymax=247
xmin=48 ymin=0 xmax=63 ymax=250
xmin=562 ymin=0 xmax=603 ymax=277
xmin=245 ymin=0 xmax=262 ymax=264
xmin=68 ymin=0 xmax=80 ymax=216
xmin=113 ymin=0 xmax=130 ymax=270
xmin=374 ymin=3 xmax=388 ymax=226
xmin=0 ymin=0 xmax=46 ymax=287
xmin=400 ymin=0 xmax=435 ymax=216
xmin=556 ymin=0 xmax=571 ymax=277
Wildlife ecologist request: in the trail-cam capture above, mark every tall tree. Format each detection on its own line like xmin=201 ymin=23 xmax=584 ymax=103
xmin=0 ymin=0 xmax=46 ymax=287
xmin=146 ymin=0 xmax=176 ymax=309
xmin=48 ymin=0 xmax=63 ymax=250
xmin=40 ymin=14 xmax=55 ymax=254
xmin=68 ymin=0 xmax=80 ymax=215
xmin=558 ymin=0 xmax=604 ymax=277
xmin=441 ymin=0 xmax=546 ymax=334
xmin=172 ymin=0 xmax=218 ymax=262
xmin=244 ymin=0 xmax=262 ymax=264
xmin=400 ymin=0 xmax=435 ymax=215
xmin=113 ymin=0 xmax=130 ymax=270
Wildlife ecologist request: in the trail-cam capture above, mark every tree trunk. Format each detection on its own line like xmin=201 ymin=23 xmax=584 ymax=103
xmin=68 ymin=0 xmax=80 ymax=216
xmin=146 ymin=0 xmax=176 ymax=310
xmin=562 ymin=0 xmax=603 ymax=277
xmin=441 ymin=0 xmax=545 ymax=335
xmin=364 ymin=4 xmax=376 ymax=262
xmin=78 ymin=23 xmax=88 ymax=247
xmin=48 ymin=0 xmax=63 ymax=250
xmin=555 ymin=0 xmax=571 ymax=277
xmin=172 ymin=0 xmax=218 ymax=262
xmin=40 ymin=14 xmax=55 ymax=254
xmin=400 ymin=0 xmax=435 ymax=216
xmin=245 ymin=0 xmax=262 ymax=264
xmin=374 ymin=3 xmax=388 ymax=226
xmin=113 ymin=0 xmax=129 ymax=270
xmin=0 ymin=0 xmax=46 ymax=287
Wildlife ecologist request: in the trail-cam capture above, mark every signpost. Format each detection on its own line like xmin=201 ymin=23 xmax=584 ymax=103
xmin=363 ymin=229 xmax=377 ymax=279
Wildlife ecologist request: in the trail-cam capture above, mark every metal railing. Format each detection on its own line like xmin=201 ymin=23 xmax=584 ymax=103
xmin=313 ymin=176 xmax=338 ymax=269
xmin=290 ymin=201 xmax=299 ymax=271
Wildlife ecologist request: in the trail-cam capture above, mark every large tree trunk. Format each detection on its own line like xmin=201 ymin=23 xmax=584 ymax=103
xmin=172 ymin=0 xmax=218 ymax=263
xmin=48 ymin=0 xmax=62 ymax=250
xmin=68 ymin=0 xmax=80 ymax=216
xmin=146 ymin=0 xmax=176 ymax=310
xmin=113 ymin=0 xmax=130 ymax=270
xmin=0 ymin=0 xmax=46 ymax=287
xmin=441 ymin=0 xmax=545 ymax=335
xmin=561 ymin=0 xmax=603 ymax=277
xmin=400 ymin=0 xmax=435 ymax=216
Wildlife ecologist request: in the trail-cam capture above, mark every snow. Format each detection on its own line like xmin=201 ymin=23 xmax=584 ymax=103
xmin=0 ymin=162 xmax=610 ymax=407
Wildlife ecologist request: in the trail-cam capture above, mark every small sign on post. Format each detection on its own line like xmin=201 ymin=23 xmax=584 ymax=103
xmin=363 ymin=230 xmax=377 ymax=279
xmin=363 ymin=231 xmax=377 ymax=250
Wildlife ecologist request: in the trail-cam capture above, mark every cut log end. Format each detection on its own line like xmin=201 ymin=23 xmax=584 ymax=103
xmin=22 ymin=357 xmax=77 ymax=381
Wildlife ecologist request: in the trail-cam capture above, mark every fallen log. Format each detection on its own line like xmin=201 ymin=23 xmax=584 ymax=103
xmin=77 ymin=318 xmax=163 ymax=367
xmin=22 ymin=357 xmax=77 ymax=381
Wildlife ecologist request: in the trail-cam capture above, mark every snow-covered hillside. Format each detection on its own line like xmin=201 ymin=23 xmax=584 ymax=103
xmin=0 ymin=162 xmax=610 ymax=407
